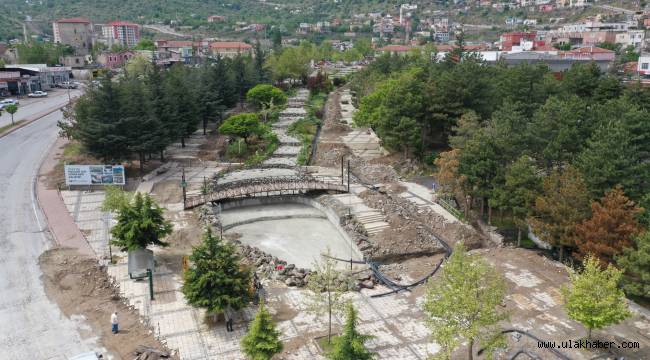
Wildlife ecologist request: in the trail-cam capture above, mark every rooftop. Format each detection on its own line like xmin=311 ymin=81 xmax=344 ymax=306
xmin=379 ymin=44 xmax=412 ymax=52
xmin=209 ymin=41 xmax=252 ymax=50
xmin=55 ymin=17 xmax=91 ymax=24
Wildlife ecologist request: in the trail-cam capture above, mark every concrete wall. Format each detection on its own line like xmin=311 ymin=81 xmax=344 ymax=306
xmin=220 ymin=195 xmax=363 ymax=259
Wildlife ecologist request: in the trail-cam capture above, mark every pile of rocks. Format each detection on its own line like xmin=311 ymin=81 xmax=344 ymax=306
xmin=359 ymin=187 xmax=483 ymax=253
xmin=239 ymin=245 xmax=311 ymax=288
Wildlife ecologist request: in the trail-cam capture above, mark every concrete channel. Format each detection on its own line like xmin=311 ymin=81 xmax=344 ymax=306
xmin=219 ymin=196 xmax=364 ymax=269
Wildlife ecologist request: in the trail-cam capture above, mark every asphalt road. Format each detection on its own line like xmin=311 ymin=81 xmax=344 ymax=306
xmin=0 ymin=107 xmax=94 ymax=359
xmin=0 ymin=89 xmax=81 ymax=129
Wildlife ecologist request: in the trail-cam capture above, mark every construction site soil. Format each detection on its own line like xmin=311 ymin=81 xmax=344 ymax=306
xmin=39 ymin=248 xmax=176 ymax=360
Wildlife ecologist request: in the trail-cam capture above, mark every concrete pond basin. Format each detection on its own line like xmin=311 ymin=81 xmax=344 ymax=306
xmin=220 ymin=198 xmax=364 ymax=269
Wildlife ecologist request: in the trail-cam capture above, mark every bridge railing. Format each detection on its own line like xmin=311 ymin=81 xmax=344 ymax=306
xmin=184 ymin=174 xmax=347 ymax=209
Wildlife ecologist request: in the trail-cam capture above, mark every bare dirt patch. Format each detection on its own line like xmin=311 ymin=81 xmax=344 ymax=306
xmin=359 ymin=187 xmax=483 ymax=260
xmin=198 ymin=128 xmax=228 ymax=161
xmin=151 ymin=180 xmax=182 ymax=204
xmin=39 ymin=247 xmax=176 ymax=360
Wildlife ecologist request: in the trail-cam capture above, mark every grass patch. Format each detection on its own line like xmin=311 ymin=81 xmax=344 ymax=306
xmin=316 ymin=335 xmax=339 ymax=355
xmin=224 ymin=127 xmax=279 ymax=166
xmin=287 ymin=92 xmax=325 ymax=165
xmin=0 ymin=120 xmax=26 ymax=134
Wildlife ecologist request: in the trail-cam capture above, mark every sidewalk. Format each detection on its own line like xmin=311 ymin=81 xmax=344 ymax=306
xmin=36 ymin=137 xmax=95 ymax=256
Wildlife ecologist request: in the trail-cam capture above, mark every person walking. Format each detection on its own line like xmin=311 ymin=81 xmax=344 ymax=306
xmin=224 ymin=306 xmax=234 ymax=332
xmin=111 ymin=312 xmax=119 ymax=334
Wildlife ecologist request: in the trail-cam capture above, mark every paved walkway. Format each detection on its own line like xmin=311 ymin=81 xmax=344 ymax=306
xmin=61 ymin=189 xmax=440 ymax=360
xmin=36 ymin=138 xmax=94 ymax=256
xmin=263 ymin=89 xmax=309 ymax=167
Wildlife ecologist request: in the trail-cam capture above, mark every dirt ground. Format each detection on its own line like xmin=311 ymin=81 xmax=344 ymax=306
xmin=39 ymin=248 xmax=176 ymax=360
xmin=150 ymin=180 xmax=183 ymax=204
xmin=197 ymin=126 xmax=228 ymax=161
xmin=44 ymin=138 xmax=162 ymax=191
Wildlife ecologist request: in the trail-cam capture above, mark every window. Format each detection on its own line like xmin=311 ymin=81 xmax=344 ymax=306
xmin=642 ymin=63 xmax=649 ymax=70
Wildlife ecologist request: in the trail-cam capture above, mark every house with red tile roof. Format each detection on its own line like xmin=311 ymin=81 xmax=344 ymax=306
xmin=209 ymin=41 xmax=253 ymax=57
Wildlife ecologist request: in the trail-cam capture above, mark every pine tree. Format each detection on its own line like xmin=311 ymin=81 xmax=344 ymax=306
xmin=241 ymin=301 xmax=283 ymax=360
xmin=577 ymin=122 xmax=644 ymax=200
xmin=492 ymin=156 xmax=542 ymax=245
xmin=326 ymin=303 xmax=375 ymax=360
xmin=616 ymin=231 xmax=650 ymax=299
xmin=528 ymin=167 xmax=591 ymax=262
xmin=573 ymin=187 xmax=644 ymax=265
xmin=423 ymin=244 xmax=507 ymax=360
xmin=110 ymin=193 xmax=172 ymax=251
xmin=562 ymin=255 xmax=631 ymax=339
xmin=182 ymin=228 xmax=251 ymax=314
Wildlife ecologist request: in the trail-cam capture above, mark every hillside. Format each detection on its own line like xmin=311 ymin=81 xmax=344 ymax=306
xmin=0 ymin=0 xmax=408 ymax=41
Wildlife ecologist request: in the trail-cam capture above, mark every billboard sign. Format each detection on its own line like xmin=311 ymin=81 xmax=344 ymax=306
xmin=64 ymin=165 xmax=126 ymax=186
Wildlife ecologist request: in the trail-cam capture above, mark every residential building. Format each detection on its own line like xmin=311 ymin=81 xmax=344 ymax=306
xmin=561 ymin=46 xmax=616 ymax=61
xmin=102 ymin=21 xmax=140 ymax=48
xmin=499 ymin=32 xmax=537 ymax=50
xmin=378 ymin=44 xmax=413 ymax=55
xmin=615 ymin=30 xmax=645 ymax=48
xmin=52 ymin=17 xmax=94 ymax=55
xmin=207 ymin=15 xmax=226 ymax=23
xmin=502 ymin=52 xmax=611 ymax=72
xmin=209 ymin=41 xmax=253 ymax=58
xmin=96 ymin=50 xmax=136 ymax=69
xmin=373 ymin=16 xmax=395 ymax=37
xmin=59 ymin=55 xmax=88 ymax=68
xmin=637 ymin=55 xmax=650 ymax=77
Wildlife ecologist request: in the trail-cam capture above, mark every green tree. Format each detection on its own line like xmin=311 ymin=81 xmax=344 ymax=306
xmin=182 ymin=228 xmax=251 ymax=314
xmin=241 ymin=301 xmax=283 ymax=360
xmin=110 ymin=192 xmax=173 ymax=251
xmin=4 ymin=104 xmax=17 ymax=125
xmin=326 ymin=303 xmax=376 ymax=360
xmin=448 ymin=111 xmax=482 ymax=150
xmin=492 ymin=156 xmax=542 ymax=245
xmin=424 ymin=244 xmax=507 ymax=360
xmin=219 ymin=113 xmax=264 ymax=144
xmin=528 ymin=167 xmax=591 ymax=262
xmin=134 ymin=39 xmax=156 ymax=51
xmin=527 ymin=96 xmax=590 ymax=169
xmin=101 ymin=185 xmax=133 ymax=212
xmin=562 ymin=62 xmax=601 ymax=99
xmin=616 ymin=231 xmax=650 ymax=299
xmin=164 ymin=63 xmax=200 ymax=147
xmin=58 ymin=75 xmax=131 ymax=162
xmin=306 ymin=252 xmax=350 ymax=344
xmin=577 ymin=122 xmax=644 ymax=200
xmin=246 ymin=84 xmax=287 ymax=110
xmin=562 ymin=255 xmax=631 ymax=339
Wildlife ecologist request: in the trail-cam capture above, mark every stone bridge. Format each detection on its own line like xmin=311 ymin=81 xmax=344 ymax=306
xmin=183 ymin=175 xmax=348 ymax=209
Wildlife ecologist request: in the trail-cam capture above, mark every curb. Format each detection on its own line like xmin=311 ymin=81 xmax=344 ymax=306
xmin=0 ymin=102 xmax=69 ymax=139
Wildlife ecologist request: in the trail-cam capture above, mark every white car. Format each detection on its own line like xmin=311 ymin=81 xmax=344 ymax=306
xmin=28 ymin=91 xmax=48 ymax=98
xmin=0 ymin=99 xmax=19 ymax=106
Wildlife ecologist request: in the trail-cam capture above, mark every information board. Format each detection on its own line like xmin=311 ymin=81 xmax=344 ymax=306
xmin=64 ymin=165 xmax=126 ymax=186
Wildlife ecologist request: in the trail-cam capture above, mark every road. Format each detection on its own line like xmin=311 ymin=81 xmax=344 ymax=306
xmin=143 ymin=24 xmax=188 ymax=37
xmin=0 ymin=89 xmax=81 ymax=129
xmin=0 ymin=106 xmax=95 ymax=359
xmin=597 ymin=4 xmax=636 ymax=15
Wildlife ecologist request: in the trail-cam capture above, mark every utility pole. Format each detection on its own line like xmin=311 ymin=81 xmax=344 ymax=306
xmin=341 ymin=155 xmax=344 ymax=185
xmin=347 ymin=159 xmax=350 ymax=193
xmin=181 ymin=167 xmax=187 ymax=208
xmin=147 ymin=268 xmax=154 ymax=300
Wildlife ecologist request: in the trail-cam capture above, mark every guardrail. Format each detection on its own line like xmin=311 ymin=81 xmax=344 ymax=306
xmin=436 ymin=197 xmax=464 ymax=221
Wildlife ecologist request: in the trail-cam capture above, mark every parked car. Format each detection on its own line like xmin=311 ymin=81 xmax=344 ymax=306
xmin=0 ymin=99 xmax=19 ymax=107
xmin=28 ymin=91 xmax=48 ymax=98
xmin=57 ymin=81 xmax=79 ymax=89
